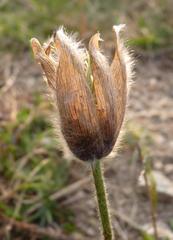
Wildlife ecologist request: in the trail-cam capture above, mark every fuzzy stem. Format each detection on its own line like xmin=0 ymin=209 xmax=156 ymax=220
xmin=91 ymin=160 xmax=114 ymax=240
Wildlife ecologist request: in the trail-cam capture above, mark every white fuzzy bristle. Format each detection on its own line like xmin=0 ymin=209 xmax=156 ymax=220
xmin=113 ymin=24 xmax=126 ymax=35
xmin=89 ymin=33 xmax=110 ymax=74
xmin=113 ymin=23 xmax=134 ymax=93
xmin=55 ymin=27 xmax=87 ymax=70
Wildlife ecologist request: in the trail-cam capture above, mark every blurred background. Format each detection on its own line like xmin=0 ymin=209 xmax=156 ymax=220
xmin=0 ymin=0 xmax=173 ymax=239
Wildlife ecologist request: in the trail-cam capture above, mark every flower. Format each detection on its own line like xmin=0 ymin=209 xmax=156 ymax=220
xmin=30 ymin=25 xmax=133 ymax=161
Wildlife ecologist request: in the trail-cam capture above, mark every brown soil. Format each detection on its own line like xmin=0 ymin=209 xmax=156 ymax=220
xmin=0 ymin=50 xmax=173 ymax=240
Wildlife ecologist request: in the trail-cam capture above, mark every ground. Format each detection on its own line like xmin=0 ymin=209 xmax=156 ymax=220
xmin=65 ymin=50 xmax=173 ymax=240
xmin=0 ymin=47 xmax=173 ymax=240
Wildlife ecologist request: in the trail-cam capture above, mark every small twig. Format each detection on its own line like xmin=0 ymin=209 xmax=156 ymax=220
xmin=0 ymin=213 xmax=73 ymax=240
xmin=13 ymin=112 xmax=35 ymax=142
xmin=112 ymin=210 xmax=144 ymax=233
xmin=114 ymin=219 xmax=128 ymax=240
xmin=136 ymin=144 xmax=159 ymax=240
xmin=0 ymin=148 xmax=47 ymax=201
xmin=61 ymin=187 xmax=147 ymax=236
xmin=0 ymin=62 xmax=20 ymax=96
xmin=143 ymin=170 xmax=158 ymax=240
xmin=26 ymin=160 xmax=116 ymax=214
xmin=26 ymin=176 xmax=91 ymax=214
xmin=16 ymin=147 xmax=47 ymax=173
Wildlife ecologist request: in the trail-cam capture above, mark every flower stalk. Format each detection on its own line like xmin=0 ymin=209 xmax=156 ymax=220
xmin=31 ymin=25 xmax=133 ymax=240
xmin=91 ymin=160 xmax=114 ymax=240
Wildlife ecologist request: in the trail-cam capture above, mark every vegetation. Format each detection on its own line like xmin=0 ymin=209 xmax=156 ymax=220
xmin=0 ymin=0 xmax=173 ymax=53
xmin=0 ymin=89 xmax=157 ymax=239
xmin=0 ymin=0 xmax=172 ymax=239
xmin=0 ymin=94 xmax=77 ymax=237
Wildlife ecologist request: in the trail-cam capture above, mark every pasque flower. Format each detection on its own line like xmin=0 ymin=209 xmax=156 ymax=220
xmin=31 ymin=25 xmax=133 ymax=240
xmin=31 ymin=25 xmax=132 ymax=162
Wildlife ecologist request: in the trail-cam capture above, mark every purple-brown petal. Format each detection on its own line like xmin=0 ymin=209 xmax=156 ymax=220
xmin=31 ymin=38 xmax=57 ymax=90
xmin=54 ymin=30 xmax=104 ymax=161
xmin=89 ymin=33 xmax=117 ymax=155
xmin=111 ymin=25 xmax=127 ymax=138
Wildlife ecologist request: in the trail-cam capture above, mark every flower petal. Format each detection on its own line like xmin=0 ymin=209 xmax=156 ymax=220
xmin=30 ymin=38 xmax=57 ymax=90
xmin=54 ymin=28 xmax=104 ymax=161
xmin=89 ymin=33 xmax=117 ymax=155
xmin=111 ymin=24 xmax=128 ymax=137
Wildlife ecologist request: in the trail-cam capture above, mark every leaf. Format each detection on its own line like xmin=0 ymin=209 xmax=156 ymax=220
xmin=142 ymin=232 xmax=155 ymax=240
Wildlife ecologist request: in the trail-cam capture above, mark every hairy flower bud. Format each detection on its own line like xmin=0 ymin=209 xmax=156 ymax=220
xmin=31 ymin=25 xmax=133 ymax=161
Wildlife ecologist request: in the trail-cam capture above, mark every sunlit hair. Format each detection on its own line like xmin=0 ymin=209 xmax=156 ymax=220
xmin=31 ymin=25 xmax=134 ymax=161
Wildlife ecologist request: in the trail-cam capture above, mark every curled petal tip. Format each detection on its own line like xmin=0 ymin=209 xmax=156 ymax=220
xmin=30 ymin=38 xmax=42 ymax=55
xmin=30 ymin=38 xmax=41 ymax=47
xmin=97 ymin=32 xmax=104 ymax=42
xmin=89 ymin=32 xmax=103 ymax=50
xmin=52 ymin=29 xmax=57 ymax=40
xmin=113 ymin=24 xmax=126 ymax=34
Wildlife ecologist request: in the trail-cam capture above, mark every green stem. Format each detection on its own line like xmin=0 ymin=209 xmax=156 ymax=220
xmin=91 ymin=160 xmax=114 ymax=240
xmin=144 ymin=171 xmax=158 ymax=240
